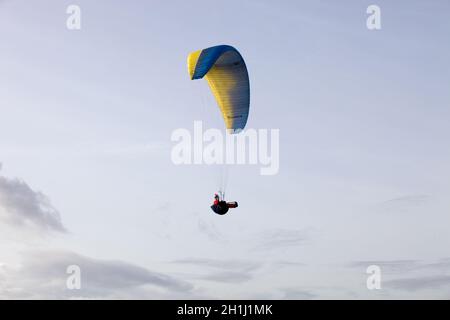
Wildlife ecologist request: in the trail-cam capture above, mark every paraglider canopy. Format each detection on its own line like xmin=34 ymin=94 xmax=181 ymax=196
xmin=187 ymin=45 xmax=250 ymax=134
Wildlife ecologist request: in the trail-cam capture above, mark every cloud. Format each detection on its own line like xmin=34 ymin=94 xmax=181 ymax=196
xmin=421 ymin=258 xmax=450 ymax=271
xmin=172 ymin=258 xmax=261 ymax=284
xmin=374 ymin=195 xmax=431 ymax=214
xmin=0 ymin=250 xmax=193 ymax=299
xmin=0 ymin=169 xmax=66 ymax=234
xmin=350 ymin=258 xmax=450 ymax=294
xmin=0 ymin=142 xmax=170 ymax=158
xmin=173 ymin=258 xmax=260 ymax=272
xmin=351 ymin=260 xmax=420 ymax=274
xmin=384 ymin=276 xmax=450 ymax=291
xmin=253 ymin=229 xmax=309 ymax=251
xmin=281 ymin=288 xmax=316 ymax=300
xmin=202 ymin=271 xmax=253 ymax=283
xmin=351 ymin=258 xmax=450 ymax=275
xmin=273 ymin=261 xmax=306 ymax=268
xmin=384 ymin=195 xmax=430 ymax=205
xmin=197 ymin=219 xmax=224 ymax=242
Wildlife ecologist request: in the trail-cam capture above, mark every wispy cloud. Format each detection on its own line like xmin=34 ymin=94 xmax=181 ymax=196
xmin=351 ymin=258 xmax=450 ymax=274
xmin=373 ymin=195 xmax=431 ymax=214
xmin=351 ymin=260 xmax=420 ymax=274
xmin=281 ymin=288 xmax=316 ymax=300
xmin=384 ymin=275 xmax=450 ymax=291
xmin=273 ymin=261 xmax=306 ymax=268
xmin=0 ymin=167 xmax=66 ymax=234
xmin=173 ymin=258 xmax=260 ymax=272
xmin=172 ymin=258 xmax=261 ymax=284
xmin=197 ymin=219 xmax=224 ymax=242
xmin=0 ymin=142 xmax=169 ymax=158
xmin=0 ymin=250 xmax=193 ymax=299
xmin=253 ymin=229 xmax=309 ymax=251
xmin=350 ymin=258 xmax=450 ymax=294
xmin=202 ymin=271 xmax=253 ymax=283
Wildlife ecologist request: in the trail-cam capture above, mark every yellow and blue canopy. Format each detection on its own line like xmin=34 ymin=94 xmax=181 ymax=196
xmin=187 ymin=45 xmax=250 ymax=133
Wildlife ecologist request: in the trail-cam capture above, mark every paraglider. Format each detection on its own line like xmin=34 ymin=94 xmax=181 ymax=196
xmin=187 ymin=44 xmax=249 ymax=215
xmin=210 ymin=193 xmax=238 ymax=215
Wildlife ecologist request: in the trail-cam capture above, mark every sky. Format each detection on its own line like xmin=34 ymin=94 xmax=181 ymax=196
xmin=0 ymin=0 xmax=450 ymax=299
